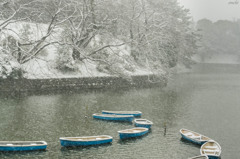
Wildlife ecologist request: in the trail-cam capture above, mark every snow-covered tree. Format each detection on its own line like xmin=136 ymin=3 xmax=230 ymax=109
xmin=0 ymin=0 xmax=198 ymax=79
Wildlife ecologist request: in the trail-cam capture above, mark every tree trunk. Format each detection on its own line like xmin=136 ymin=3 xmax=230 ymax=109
xmin=72 ymin=48 xmax=80 ymax=60
xmin=17 ymin=42 xmax=22 ymax=63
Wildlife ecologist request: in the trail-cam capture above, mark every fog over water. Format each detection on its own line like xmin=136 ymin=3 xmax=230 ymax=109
xmin=177 ymin=0 xmax=240 ymax=64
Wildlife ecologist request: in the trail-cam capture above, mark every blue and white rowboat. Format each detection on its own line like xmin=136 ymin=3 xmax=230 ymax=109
xmin=60 ymin=135 xmax=113 ymax=147
xmin=188 ymin=155 xmax=209 ymax=159
xmin=200 ymin=140 xmax=221 ymax=159
xmin=93 ymin=113 xmax=134 ymax=122
xmin=134 ymin=119 xmax=153 ymax=128
xmin=102 ymin=110 xmax=142 ymax=117
xmin=0 ymin=141 xmax=47 ymax=151
xmin=180 ymin=128 xmax=211 ymax=145
xmin=118 ymin=127 xmax=149 ymax=139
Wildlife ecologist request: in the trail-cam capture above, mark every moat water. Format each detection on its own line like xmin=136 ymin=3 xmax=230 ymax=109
xmin=0 ymin=63 xmax=239 ymax=158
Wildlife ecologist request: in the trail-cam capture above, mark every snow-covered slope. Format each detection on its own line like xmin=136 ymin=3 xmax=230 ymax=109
xmin=1 ymin=21 xmax=154 ymax=79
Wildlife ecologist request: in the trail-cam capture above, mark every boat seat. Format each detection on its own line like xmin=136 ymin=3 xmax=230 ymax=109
xmin=204 ymin=149 xmax=219 ymax=153
xmin=6 ymin=144 xmax=13 ymax=146
xmin=191 ymin=135 xmax=201 ymax=139
xmin=184 ymin=132 xmax=193 ymax=136
xmin=204 ymin=149 xmax=220 ymax=155
xmin=30 ymin=143 xmax=37 ymax=145
xmin=205 ymin=146 xmax=218 ymax=149
xmin=133 ymin=130 xmax=140 ymax=133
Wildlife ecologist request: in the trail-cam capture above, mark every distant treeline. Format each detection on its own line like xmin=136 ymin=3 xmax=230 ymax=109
xmin=197 ymin=19 xmax=240 ymax=61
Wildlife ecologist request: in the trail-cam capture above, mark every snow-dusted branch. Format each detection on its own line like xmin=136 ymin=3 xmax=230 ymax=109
xmin=88 ymin=43 xmax=126 ymax=57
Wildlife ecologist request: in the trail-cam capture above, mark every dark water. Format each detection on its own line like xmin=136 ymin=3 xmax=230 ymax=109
xmin=0 ymin=63 xmax=239 ymax=158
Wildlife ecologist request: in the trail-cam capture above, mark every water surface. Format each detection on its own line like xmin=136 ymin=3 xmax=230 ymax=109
xmin=0 ymin=63 xmax=239 ymax=158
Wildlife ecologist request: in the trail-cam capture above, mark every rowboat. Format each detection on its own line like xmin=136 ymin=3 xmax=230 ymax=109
xmin=0 ymin=141 xmax=47 ymax=151
xmin=102 ymin=110 xmax=142 ymax=117
xmin=134 ymin=119 xmax=153 ymax=128
xmin=180 ymin=128 xmax=211 ymax=145
xmin=118 ymin=127 xmax=149 ymax=139
xmin=200 ymin=140 xmax=221 ymax=159
xmin=188 ymin=155 xmax=209 ymax=159
xmin=93 ymin=113 xmax=134 ymax=122
xmin=60 ymin=135 xmax=113 ymax=147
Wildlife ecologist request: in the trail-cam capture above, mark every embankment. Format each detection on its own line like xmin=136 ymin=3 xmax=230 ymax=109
xmin=0 ymin=75 xmax=167 ymax=94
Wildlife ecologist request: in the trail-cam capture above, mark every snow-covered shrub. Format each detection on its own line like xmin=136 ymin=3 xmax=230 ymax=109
xmin=55 ymin=45 xmax=78 ymax=72
xmin=95 ymin=49 xmax=135 ymax=80
xmin=0 ymin=49 xmax=22 ymax=79
xmin=88 ymin=35 xmax=136 ymax=78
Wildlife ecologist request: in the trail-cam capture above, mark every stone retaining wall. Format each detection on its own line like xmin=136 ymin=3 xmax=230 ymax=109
xmin=0 ymin=75 xmax=167 ymax=93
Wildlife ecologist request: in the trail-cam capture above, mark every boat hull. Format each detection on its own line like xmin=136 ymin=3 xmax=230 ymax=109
xmin=0 ymin=145 xmax=47 ymax=151
xmin=134 ymin=119 xmax=153 ymax=128
xmin=181 ymin=134 xmax=207 ymax=145
xmin=180 ymin=129 xmax=210 ymax=145
xmin=189 ymin=155 xmax=209 ymax=159
xmin=135 ymin=123 xmax=152 ymax=128
xmin=93 ymin=114 xmax=134 ymax=122
xmin=102 ymin=111 xmax=141 ymax=117
xmin=60 ymin=138 xmax=113 ymax=147
xmin=205 ymin=155 xmax=219 ymax=159
xmin=119 ymin=129 xmax=149 ymax=139
xmin=200 ymin=141 xmax=221 ymax=159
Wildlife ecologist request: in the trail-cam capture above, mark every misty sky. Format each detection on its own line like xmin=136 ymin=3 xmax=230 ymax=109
xmin=177 ymin=0 xmax=240 ymax=22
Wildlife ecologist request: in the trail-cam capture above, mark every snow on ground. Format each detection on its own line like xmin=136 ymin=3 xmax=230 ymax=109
xmin=22 ymin=58 xmax=152 ymax=79
xmin=22 ymin=58 xmax=110 ymax=79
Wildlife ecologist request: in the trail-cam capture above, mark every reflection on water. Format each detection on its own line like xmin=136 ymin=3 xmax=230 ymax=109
xmin=0 ymin=63 xmax=240 ymax=158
